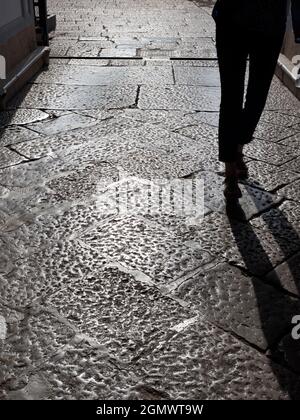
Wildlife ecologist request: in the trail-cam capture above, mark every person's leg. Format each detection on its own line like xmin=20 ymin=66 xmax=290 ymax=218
xmin=216 ymin=23 xmax=249 ymax=164
xmin=240 ymin=30 xmax=285 ymax=146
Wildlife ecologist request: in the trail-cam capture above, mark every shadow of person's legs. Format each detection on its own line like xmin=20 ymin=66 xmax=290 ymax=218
xmin=226 ymin=188 xmax=300 ymax=399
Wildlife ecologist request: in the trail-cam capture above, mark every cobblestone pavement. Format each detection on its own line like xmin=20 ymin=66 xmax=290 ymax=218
xmin=1 ymin=0 xmax=300 ymax=400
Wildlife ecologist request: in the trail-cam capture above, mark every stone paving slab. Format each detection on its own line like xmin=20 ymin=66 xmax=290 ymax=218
xmin=178 ymin=211 xmax=300 ymax=278
xmin=131 ymin=319 xmax=300 ymax=400
xmin=244 ymin=139 xmax=298 ymax=166
xmin=243 ymin=161 xmax=300 ymax=193
xmin=174 ymin=66 xmax=220 ymax=86
xmin=223 ymin=206 xmax=300 ymax=278
xmin=0 ymin=301 xmax=76 ymax=398
xmin=280 ymin=132 xmax=300 ymax=149
xmin=259 ymin=110 xmax=300 ymax=127
xmin=140 ymin=39 xmax=217 ymax=59
xmin=25 ymin=113 xmax=99 ymax=136
xmin=0 ymin=0 xmax=299 ymax=401
xmin=1 ymin=159 xmax=281 ymax=237
xmin=175 ymin=122 xmax=218 ymax=141
xmin=277 ymin=334 xmax=300 ymax=375
xmin=172 ymin=59 xmax=219 ymax=67
xmin=11 ymin=121 xmax=223 ymax=174
xmin=9 ymin=85 xmax=138 ymax=111
xmin=11 ymin=134 xmax=200 ymax=182
xmin=0 ymin=200 xmax=212 ymax=287
xmin=9 ymin=121 xmax=167 ymax=158
xmin=286 ymin=157 xmax=300 ymax=174
xmin=33 ymin=64 xmax=174 ymax=86
xmin=2 ymin=249 xmax=300 ymax=399
xmin=139 ymin=85 xmax=220 ymax=111
xmin=172 ymin=262 xmax=300 ymax=350
xmin=67 ymin=42 xmax=113 ymax=57
xmin=254 ymin=123 xmax=299 ymax=143
xmin=99 ymin=48 xmax=140 ymax=58
xmin=67 ymin=58 xmax=144 ymax=66
xmin=2 ymin=262 xmax=194 ymax=360
xmin=98 ymin=108 xmax=220 ymax=131
xmin=0 ymin=159 xmax=119 ymax=233
xmin=265 ymin=252 xmax=300 ymax=297
xmin=0 ymin=126 xmax=40 ymax=147
xmin=197 ymin=171 xmax=281 ymax=219
xmin=0 ymin=110 xmax=50 ymax=128
xmin=266 ymin=78 xmax=300 ymax=112
xmin=0 ymin=302 xmax=138 ymax=400
xmin=251 ymin=206 xmax=300 ymax=244
xmin=0 ymin=149 xmax=27 ymax=170
xmin=278 ymin=179 xmax=300 ymax=203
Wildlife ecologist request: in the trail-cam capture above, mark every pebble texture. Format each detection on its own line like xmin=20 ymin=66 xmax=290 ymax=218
xmin=0 ymin=0 xmax=300 ymax=401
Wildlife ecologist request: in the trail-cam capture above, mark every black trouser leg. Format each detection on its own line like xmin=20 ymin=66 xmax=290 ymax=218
xmin=240 ymin=31 xmax=285 ymax=144
xmin=216 ymin=25 xmax=248 ymax=162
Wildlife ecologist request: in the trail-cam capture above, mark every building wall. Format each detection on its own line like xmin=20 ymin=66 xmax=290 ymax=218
xmin=0 ymin=0 xmax=37 ymax=74
xmin=277 ymin=10 xmax=300 ymax=99
xmin=282 ymin=9 xmax=300 ymax=62
xmin=0 ymin=0 xmax=23 ymax=27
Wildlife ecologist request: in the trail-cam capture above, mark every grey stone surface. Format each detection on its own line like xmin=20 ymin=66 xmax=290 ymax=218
xmin=281 ymin=132 xmax=300 ymax=148
xmin=243 ymin=160 xmax=300 ymax=192
xmin=0 ymin=110 xmax=49 ymax=128
xmin=140 ymin=37 xmax=217 ymax=59
xmin=244 ymin=139 xmax=298 ymax=166
xmin=278 ymin=179 xmax=300 ymax=202
xmin=1 ymin=260 xmax=194 ymax=350
xmin=259 ymin=110 xmax=300 ymax=127
xmin=266 ymin=78 xmax=300 ymax=112
xmin=197 ymin=171 xmax=281 ymax=219
xmin=106 ymin=109 xmax=219 ymax=130
xmin=278 ymin=334 xmax=300 ymax=375
xmin=12 ymin=121 xmax=223 ymax=174
xmin=175 ymin=121 xmax=218 ymax=141
xmin=254 ymin=122 xmax=299 ymax=143
xmin=172 ymin=263 xmax=300 ymax=349
xmin=172 ymin=59 xmax=219 ymax=67
xmin=241 ymin=207 xmax=300 ymax=275
xmin=0 ymin=0 xmax=299 ymax=401
xmin=0 ymin=148 xmax=27 ymax=169
xmin=131 ymin=319 xmax=300 ymax=400
xmin=99 ymin=48 xmax=139 ymax=58
xmin=9 ymin=84 xmax=138 ymax=110
xmin=287 ymin=157 xmax=300 ymax=174
xmin=25 ymin=113 xmax=99 ymax=136
xmin=0 ymin=126 xmax=40 ymax=147
xmin=174 ymin=66 xmax=220 ymax=86
xmin=139 ymin=85 xmax=220 ymax=111
xmin=67 ymin=58 xmax=111 ymax=66
xmin=33 ymin=65 xmax=174 ymax=86
xmin=265 ymin=252 xmax=300 ymax=297
xmin=1 ymin=202 xmax=212 ymax=286
xmin=279 ymin=200 xmax=300 ymax=225
xmin=180 ymin=210 xmax=300 ymax=277
xmin=251 ymin=204 xmax=300 ymax=240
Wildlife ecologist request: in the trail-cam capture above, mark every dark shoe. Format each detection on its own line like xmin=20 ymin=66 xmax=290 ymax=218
xmin=224 ymin=176 xmax=242 ymax=200
xmin=236 ymin=152 xmax=249 ymax=179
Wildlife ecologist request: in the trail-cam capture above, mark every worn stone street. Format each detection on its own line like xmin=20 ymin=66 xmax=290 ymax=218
xmin=1 ymin=0 xmax=300 ymax=400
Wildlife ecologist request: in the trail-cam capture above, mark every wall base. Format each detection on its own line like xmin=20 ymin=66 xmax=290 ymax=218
xmin=0 ymin=46 xmax=50 ymax=109
xmin=276 ymin=53 xmax=300 ymax=100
